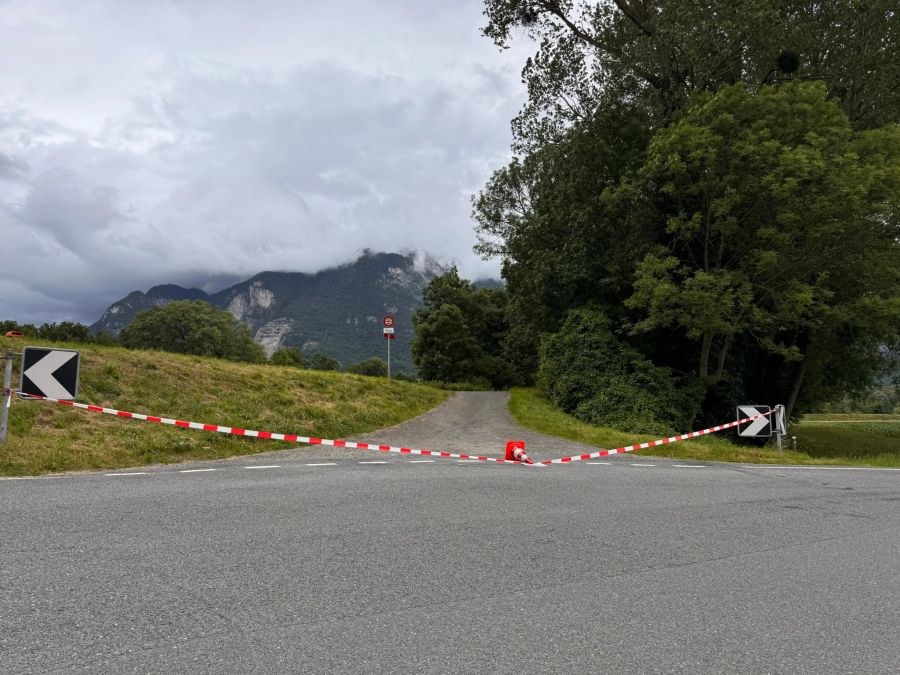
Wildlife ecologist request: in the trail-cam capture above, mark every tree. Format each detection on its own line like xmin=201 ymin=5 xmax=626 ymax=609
xmin=412 ymin=270 xmax=518 ymax=387
xmin=270 ymin=347 xmax=306 ymax=368
xmin=483 ymin=0 xmax=900 ymax=139
xmin=36 ymin=322 xmax=92 ymax=343
xmin=621 ymin=82 xmax=900 ymax=412
xmin=309 ymin=352 xmax=340 ymax=371
xmin=346 ymin=357 xmax=389 ymax=377
xmin=120 ymin=300 xmax=265 ymax=362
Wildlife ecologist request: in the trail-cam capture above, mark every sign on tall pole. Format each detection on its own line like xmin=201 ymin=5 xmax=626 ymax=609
xmin=383 ymin=316 xmax=395 ymax=380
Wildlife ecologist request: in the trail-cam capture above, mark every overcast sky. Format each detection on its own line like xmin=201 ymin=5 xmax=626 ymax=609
xmin=0 ymin=0 xmax=531 ymax=324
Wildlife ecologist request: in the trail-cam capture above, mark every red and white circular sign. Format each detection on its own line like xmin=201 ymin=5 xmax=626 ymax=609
xmin=383 ymin=315 xmax=395 ymax=328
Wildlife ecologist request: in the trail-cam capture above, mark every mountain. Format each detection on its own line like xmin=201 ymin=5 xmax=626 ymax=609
xmin=91 ymin=252 xmax=449 ymax=373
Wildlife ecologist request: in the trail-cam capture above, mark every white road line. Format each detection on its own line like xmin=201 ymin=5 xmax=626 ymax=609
xmin=742 ymin=465 xmax=900 ymax=472
xmin=630 ymin=463 xmax=655 ymax=467
xmin=588 ymin=461 xmax=611 ymax=465
xmin=105 ymin=472 xmax=148 ymax=476
xmin=409 ymin=460 xmax=435 ymax=463
xmin=358 ymin=461 xmax=387 ymax=464
xmin=179 ymin=468 xmax=217 ymax=473
xmin=673 ymin=464 xmax=706 ymax=468
xmin=456 ymin=459 xmax=481 ymax=463
xmin=245 ymin=465 xmax=280 ymax=469
xmin=305 ymin=463 xmax=337 ymax=467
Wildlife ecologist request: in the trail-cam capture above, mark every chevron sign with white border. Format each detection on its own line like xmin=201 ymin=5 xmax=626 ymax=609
xmin=736 ymin=405 xmax=772 ymax=438
xmin=20 ymin=347 xmax=80 ymax=400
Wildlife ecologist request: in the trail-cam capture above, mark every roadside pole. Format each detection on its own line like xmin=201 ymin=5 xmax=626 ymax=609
xmin=0 ymin=350 xmax=13 ymax=443
xmin=383 ymin=315 xmax=395 ymax=381
xmin=775 ymin=404 xmax=785 ymax=456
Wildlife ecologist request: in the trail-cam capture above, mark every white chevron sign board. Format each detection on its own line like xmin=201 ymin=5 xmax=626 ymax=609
xmin=737 ymin=405 xmax=772 ymax=438
xmin=20 ymin=347 xmax=80 ymax=400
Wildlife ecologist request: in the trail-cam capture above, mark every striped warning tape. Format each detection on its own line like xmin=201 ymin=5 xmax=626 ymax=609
xmin=18 ymin=393 xmax=773 ymax=467
xmin=537 ymin=412 xmax=774 ymax=465
xmin=16 ymin=393 xmax=528 ymax=465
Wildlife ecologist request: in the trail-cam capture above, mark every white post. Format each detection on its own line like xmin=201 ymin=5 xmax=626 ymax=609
xmin=387 ymin=337 xmax=391 ymax=380
xmin=0 ymin=350 xmax=14 ymax=443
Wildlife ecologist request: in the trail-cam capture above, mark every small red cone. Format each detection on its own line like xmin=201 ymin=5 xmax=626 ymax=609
xmin=505 ymin=440 xmax=534 ymax=464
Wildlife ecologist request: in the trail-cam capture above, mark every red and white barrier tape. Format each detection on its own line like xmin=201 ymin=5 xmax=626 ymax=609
xmin=17 ymin=393 xmax=529 ymax=465
xmin=537 ymin=411 xmax=774 ymax=465
xmin=18 ymin=393 xmax=772 ymax=467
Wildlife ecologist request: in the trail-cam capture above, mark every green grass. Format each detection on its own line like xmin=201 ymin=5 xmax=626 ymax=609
xmin=0 ymin=337 xmax=447 ymax=476
xmin=509 ymin=387 xmax=900 ymax=467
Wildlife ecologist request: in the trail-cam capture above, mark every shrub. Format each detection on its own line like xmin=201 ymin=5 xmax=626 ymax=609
xmin=346 ymin=357 xmax=388 ymax=377
xmin=538 ymin=308 xmax=698 ymax=434
xmin=270 ymin=347 xmax=306 ymax=368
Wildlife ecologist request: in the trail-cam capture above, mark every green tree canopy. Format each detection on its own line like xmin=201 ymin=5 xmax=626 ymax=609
xmin=120 ymin=300 xmax=264 ymax=362
xmin=621 ymin=82 xmax=900 ymax=413
xmin=270 ymin=347 xmax=306 ymax=368
xmin=309 ymin=353 xmax=340 ymax=371
xmin=412 ymin=270 xmax=517 ymax=388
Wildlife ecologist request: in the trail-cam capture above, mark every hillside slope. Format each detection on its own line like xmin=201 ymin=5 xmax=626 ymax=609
xmin=0 ymin=337 xmax=447 ymax=476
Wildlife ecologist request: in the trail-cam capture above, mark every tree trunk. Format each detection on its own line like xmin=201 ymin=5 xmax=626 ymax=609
xmin=699 ymin=330 xmax=713 ymax=378
xmin=714 ymin=335 xmax=732 ymax=380
xmin=786 ymin=359 xmax=808 ymax=420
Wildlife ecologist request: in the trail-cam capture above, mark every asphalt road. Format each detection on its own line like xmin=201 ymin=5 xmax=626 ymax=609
xmin=2 ymin=392 xmax=899 ymax=674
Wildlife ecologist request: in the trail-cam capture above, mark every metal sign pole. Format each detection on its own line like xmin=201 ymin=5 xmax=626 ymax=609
xmin=387 ymin=337 xmax=391 ymax=380
xmin=0 ymin=350 xmax=14 ymax=443
xmin=775 ymin=404 xmax=784 ymax=456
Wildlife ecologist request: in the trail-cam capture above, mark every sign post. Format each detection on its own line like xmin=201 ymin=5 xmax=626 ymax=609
xmin=383 ymin=316 xmax=395 ymax=380
xmin=774 ymin=404 xmax=786 ymax=456
xmin=0 ymin=350 xmax=14 ymax=443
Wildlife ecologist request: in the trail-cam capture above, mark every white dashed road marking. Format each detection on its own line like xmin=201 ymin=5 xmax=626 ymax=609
xmin=742 ymin=465 xmax=900 ymax=472
xmin=409 ymin=460 xmax=435 ymax=463
xmin=588 ymin=461 xmax=611 ymax=465
xmin=359 ymin=461 xmax=387 ymax=464
xmin=179 ymin=468 xmax=217 ymax=473
xmin=673 ymin=464 xmax=706 ymax=468
xmin=105 ymin=472 xmax=148 ymax=476
xmin=245 ymin=465 xmax=280 ymax=470
xmin=305 ymin=463 xmax=337 ymax=467
xmin=630 ymin=463 xmax=655 ymax=467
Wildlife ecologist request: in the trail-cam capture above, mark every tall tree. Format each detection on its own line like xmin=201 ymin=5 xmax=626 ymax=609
xmin=622 ymin=82 xmax=900 ymax=407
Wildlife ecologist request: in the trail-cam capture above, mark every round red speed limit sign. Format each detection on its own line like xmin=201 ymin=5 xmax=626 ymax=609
xmin=383 ymin=315 xmax=395 ymax=328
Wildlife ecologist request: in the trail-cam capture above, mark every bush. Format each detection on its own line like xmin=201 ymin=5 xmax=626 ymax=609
xmin=538 ymin=308 xmax=698 ymax=434
xmin=309 ymin=352 xmax=340 ymax=371
xmin=346 ymin=357 xmax=388 ymax=377
xmin=270 ymin=347 xmax=306 ymax=368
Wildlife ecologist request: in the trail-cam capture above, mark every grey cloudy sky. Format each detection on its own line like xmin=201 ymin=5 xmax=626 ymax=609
xmin=0 ymin=0 xmax=531 ymax=324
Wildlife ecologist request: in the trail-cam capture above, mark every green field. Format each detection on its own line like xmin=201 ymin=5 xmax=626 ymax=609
xmin=509 ymin=388 xmax=900 ymax=467
xmin=0 ymin=337 xmax=447 ymax=476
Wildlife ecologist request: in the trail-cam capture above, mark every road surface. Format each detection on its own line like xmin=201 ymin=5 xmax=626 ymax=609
xmin=2 ymin=392 xmax=899 ymax=673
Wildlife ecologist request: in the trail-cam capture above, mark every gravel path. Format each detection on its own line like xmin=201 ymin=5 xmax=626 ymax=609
xmin=249 ymin=390 xmax=608 ymax=464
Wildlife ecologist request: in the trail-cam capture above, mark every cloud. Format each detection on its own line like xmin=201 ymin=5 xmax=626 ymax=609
xmin=0 ymin=0 xmax=529 ymax=323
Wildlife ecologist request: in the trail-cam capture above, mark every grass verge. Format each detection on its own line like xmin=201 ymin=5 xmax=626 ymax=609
xmin=509 ymin=387 xmax=900 ymax=467
xmin=0 ymin=337 xmax=447 ymax=476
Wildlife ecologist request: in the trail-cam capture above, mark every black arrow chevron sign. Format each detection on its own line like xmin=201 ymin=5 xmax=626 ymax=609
xmin=20 ymin=347 xmax=80 ymax=400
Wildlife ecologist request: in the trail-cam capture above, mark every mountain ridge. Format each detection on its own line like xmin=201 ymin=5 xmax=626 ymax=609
xmin=91 ymin=251 xmax=454 ymax=373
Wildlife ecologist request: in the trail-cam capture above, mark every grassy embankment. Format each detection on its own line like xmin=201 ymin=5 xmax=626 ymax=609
xmin=510 ymin=387 xmax=900 ymax=467
xmin=0 ymin=337 xmax=447 ymax=476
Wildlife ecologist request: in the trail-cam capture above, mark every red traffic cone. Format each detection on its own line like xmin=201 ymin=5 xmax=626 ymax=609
xmin=505 ymin=440 xmax=534 ymax=464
